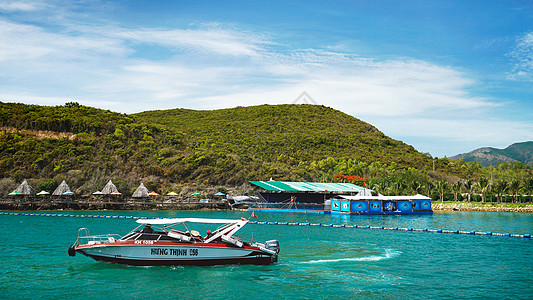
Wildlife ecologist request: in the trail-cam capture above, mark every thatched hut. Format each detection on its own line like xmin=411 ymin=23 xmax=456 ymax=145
xmin=15 ymin=180 xmax=35 ymax=195
xmin=132 ymin=183 xmax=149 ymax=198
xmin=53 ymin=180 xmax=71 ymax=196
xmin=101 ymin=180 xmax=120 ymax=195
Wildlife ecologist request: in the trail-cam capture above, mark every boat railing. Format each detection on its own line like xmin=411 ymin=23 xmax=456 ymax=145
xmin=73 ymin=227 xmax=122 ymax=246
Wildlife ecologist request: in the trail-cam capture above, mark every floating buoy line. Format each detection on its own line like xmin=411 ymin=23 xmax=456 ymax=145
xmin=2 ymin=211 xmax=531 ymax=239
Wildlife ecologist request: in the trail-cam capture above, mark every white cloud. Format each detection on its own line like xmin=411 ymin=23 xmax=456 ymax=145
xmin=112 ymin=26 xmax=270 ymax=57
xmin=0 ymin=11 xmax=529 ymax=157
xmin=507 ymin=32 xmax=533 ymax=81
xmin=0 ymin=20 xmax=127 ymax=62
xmin=0 ymin=1 xmax=42 ymax=12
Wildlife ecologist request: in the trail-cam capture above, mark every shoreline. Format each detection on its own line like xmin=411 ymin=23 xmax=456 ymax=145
xmin=1 ymin=200 xmax=532 ymax=213
xmin=432 ymin=202 xmax=533 ymax=213
xmin=0 ymin=200 xmax=232 ymax=211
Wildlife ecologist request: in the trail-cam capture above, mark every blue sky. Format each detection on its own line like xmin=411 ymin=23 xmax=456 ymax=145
xmin=1 ymin=0 xmax=532 ymax=157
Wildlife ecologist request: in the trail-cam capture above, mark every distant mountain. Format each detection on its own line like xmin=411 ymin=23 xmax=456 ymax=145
xmin=450 ymin=142 xmax=533 ymax=167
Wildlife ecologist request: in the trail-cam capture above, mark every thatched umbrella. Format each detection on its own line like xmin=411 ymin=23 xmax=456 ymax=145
xmin=53 ymin=180 xmax=71 ymax=196
xmin=15 ymin=180 xmax=35 ymax=195
xmin=101 ymin=180 xmax=120 ymax=195
xmin=132 ymin=183 xmax=149 ymax=198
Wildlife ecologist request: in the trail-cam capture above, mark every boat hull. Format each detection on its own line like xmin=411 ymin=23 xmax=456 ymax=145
xmin=76 ymin=243 xmax=277 ymax=266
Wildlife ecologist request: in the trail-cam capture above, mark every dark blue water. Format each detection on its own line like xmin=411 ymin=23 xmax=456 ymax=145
xmin=1 ymin=210 xmax=532 ymax=299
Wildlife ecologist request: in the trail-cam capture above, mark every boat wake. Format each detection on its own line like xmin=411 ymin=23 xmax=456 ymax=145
xmin=304 ymin=249 xmax=400 ymax=264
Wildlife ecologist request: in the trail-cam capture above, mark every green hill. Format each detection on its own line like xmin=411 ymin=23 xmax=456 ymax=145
xmin=3 ymin=101 xmax=518 ymax=196
xmin=135 ymin=104 xmax=431 ymax=175
xmin=0 ymin=102 xmax=184 ymax=194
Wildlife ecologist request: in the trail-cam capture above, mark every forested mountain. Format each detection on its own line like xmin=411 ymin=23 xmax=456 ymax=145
xmin=451 ymin=142 xmax=533 ymax=167
xmin=0 ymin=102 xmax=530 ymax=196
xmin=135 ymin=104 xmax=432 ymax=177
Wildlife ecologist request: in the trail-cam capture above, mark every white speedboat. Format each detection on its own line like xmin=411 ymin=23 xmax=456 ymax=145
xmin=68 ymin=217 xmax=279 ymax=266
xmin=227 ymin=195 xmax=262 ymax=205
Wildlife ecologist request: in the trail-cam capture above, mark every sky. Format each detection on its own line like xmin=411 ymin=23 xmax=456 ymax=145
xmin=1 ymin=0 xmax=532 ymax=157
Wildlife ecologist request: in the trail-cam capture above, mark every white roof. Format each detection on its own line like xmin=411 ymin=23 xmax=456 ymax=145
xmin=336 ymin=194 xmax=431 ymax=201
xmin=136 ymin=217 xmax=244 ymax=225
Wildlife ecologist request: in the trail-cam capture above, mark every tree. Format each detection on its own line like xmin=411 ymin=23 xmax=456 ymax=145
xmin=509 ymin=180 xmax=521 ymax=203
xmin=451 ymin=181 xmax=463 ymax=201
xmin=523 ymin=178 xmax=533 ymax=203
xmin=476 ymin=177 xmax=490 ymax=203
xmin=37 ymin=179 xmax=57 ymax=193
xmin=423 ymin=181 xmax=435 ymax=199
xmin=436 ymin=180 xmax=449 ymax=202
xmin=464 ymin=179 xmax=474 ymax=202
xmin=494 ymin=180 xmax=508 ymax=203
xmin=371 ymin=182 xmax=385 ymax=196
xmin=64 ymin=102 xmax=80 ymax=108
xmin=409 ymin=180 xmax=422 ymax=195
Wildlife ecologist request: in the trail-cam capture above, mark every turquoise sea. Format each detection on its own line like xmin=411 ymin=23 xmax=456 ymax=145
xmin=1 ymin=210 xmax=532 ymax=299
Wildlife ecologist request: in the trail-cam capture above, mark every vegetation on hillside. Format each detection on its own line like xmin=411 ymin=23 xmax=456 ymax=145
xmin=0 ymin=101 xmax=531 ymax=202
xmin=0 ymin=102 xmax=184 ymax=194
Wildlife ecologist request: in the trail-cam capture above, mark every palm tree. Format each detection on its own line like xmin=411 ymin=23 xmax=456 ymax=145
xmin=523 ymin=178 xmax=533 ymax=203
xmin=424 ymin=181 xmax=435 ymax=199
xmin=371 ymin=182 xmax=385 ymax=196
xmin=476 ymin=177 xmax=490 ymax=203
xmin=409 ymin=180 xmax=422 ymax=195
xmin=451 ymin=181 xmax=463 ymax=201
xmin=436 ymin=180 xmax=449 ymax=202
xmin=509 ymin=180 xmax=521 ymax=203
xmin=464 ymin=179 xmax=474 ymax=202
xmin=395 ymin=181 xmax=406 ymax=195
xmin=494 ymin=180 xmax=508 ymax=203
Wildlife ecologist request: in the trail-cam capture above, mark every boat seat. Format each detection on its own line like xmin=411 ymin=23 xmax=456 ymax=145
xmin=168 ymin=230 xmax=191 ymax=242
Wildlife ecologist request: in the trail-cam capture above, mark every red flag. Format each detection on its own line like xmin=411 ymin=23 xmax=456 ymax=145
xmin=251 ymin=211 xmax=258 ymax=218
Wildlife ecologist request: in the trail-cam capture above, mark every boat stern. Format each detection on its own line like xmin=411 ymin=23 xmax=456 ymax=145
xmin=262 ymin=239 xmax=280 ymax=263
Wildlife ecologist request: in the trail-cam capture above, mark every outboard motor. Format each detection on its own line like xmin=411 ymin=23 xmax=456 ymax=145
xmin=265 ymin=240 xmax=280 ymax=254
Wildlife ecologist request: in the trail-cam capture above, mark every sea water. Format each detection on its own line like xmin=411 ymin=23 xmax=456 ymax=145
xmin=1 ymin=210 xmax=532 ymax=299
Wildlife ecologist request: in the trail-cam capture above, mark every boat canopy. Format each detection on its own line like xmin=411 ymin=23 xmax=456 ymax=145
xmin=136 ymin=217 xmax=245 ymax=225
